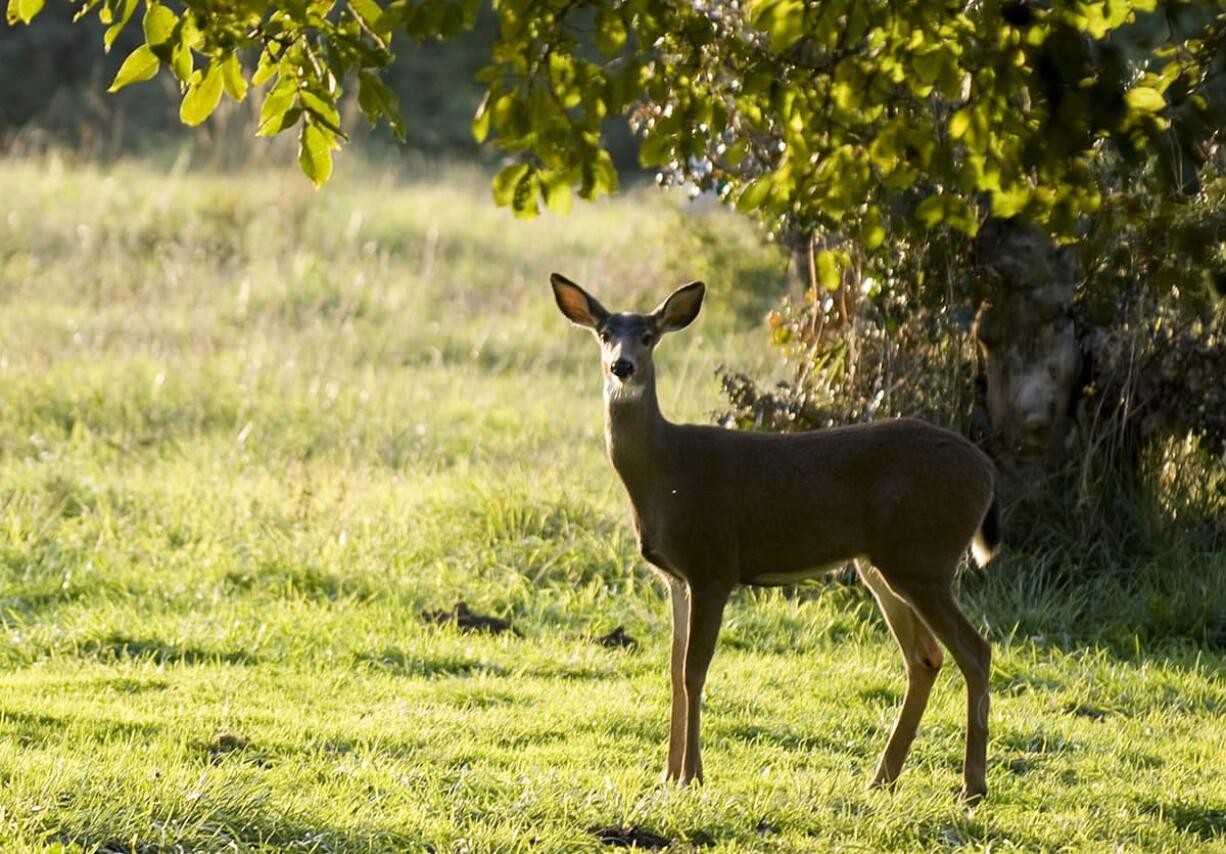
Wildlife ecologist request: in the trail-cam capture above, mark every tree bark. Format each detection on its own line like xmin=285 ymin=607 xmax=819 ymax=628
xmin=972 ymin=217 xmax=1081 ymax=477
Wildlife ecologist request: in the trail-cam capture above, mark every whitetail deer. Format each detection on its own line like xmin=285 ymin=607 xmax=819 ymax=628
xmin=551 ymin=274 xmax=1002 ymax=802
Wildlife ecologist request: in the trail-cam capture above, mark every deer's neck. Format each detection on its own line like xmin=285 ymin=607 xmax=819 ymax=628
xmin=604 ymin=379 xmax=671 ymax=509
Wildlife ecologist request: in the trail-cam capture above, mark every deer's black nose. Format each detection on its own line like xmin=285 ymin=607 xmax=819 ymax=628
xmin=610 ymin=358 xmax=635 ymax=380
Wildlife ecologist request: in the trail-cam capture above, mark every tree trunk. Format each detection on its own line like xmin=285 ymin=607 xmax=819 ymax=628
xmin=972 ymin=217 xmax=1081 ymax=481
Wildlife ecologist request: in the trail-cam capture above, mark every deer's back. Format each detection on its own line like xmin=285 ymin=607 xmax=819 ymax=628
xmin=652 ymin=418 xmax=994 ymax=583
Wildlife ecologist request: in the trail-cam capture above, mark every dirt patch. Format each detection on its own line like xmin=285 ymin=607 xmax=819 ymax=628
xmin=589 ymin=826 xmax=671 ymax=849
xmin=421 ymin=601 xmax=520 ymax=636
xmin=1066 ymin=702 xmax=1111 ymax=720
xmin=755 ymin=819 xmax=779 ymax=835
xmin=595 ymin=626 xmax=639 ymax=650
xmin=200 ymin=730 xmax=270 ymax=766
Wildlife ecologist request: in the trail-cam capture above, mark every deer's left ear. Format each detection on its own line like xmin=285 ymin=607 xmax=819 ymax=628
xmin=653 ymin=281 xmax=705 ymax=333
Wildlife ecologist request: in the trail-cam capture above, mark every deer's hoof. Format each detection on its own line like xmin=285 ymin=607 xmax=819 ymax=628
xmin=678 ymin=770 xmax=703 ymax=787
xmin=960 ymin=785 xmax=987 ymax=807
xmin=867 ymin=775 xmax=898 ymax=793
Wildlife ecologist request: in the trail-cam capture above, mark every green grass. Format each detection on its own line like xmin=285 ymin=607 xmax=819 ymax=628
xmin=1 ymin=152 xmax=1225 ymax=852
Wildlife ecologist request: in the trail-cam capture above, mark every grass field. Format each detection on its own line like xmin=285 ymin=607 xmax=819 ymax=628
xmin=2 ymin=152 xmax=1225 ymax=852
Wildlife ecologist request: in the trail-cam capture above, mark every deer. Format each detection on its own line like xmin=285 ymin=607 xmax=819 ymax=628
xmin=550 ymin=273 xmax=1002 ymax=803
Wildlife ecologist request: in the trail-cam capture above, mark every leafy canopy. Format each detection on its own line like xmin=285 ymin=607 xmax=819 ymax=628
xmin=9 ymin=0 xmax=1224 ymax=241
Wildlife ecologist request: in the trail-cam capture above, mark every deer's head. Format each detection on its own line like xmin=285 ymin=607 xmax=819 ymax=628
xmin=551 ymin=273 xmax=705 ymax=403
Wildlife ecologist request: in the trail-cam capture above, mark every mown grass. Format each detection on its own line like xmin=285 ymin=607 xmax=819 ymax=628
xmin=1 ymin=152 xmax=1225 ymax=852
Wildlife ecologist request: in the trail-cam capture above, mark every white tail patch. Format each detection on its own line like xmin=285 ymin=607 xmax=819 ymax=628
xmin=971 ymin=530 xmax=999 ymax=568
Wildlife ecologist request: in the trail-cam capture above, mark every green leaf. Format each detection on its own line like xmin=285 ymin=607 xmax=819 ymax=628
xmin=594 ymin=5 xmax=627 ymax=56
xmin=992 ymin=184 xmax=1031 ymax=218
xmin=579 ymin=150 xmax=617 ymax=200
xmin=769 ymin=1 xmax=806 ymax=53
xmin=103 ymin=0 xmax=138 ymax=50
xmin=752 ymin=0 xmax=806 ymax=53
xmin=252 ymin=49 xmax=278 ymax=86
xmin=142 ymin=2 xmax=177 ymax=47
xmin=736 ymin=177 xmax=771 ymax=212
xmin=298 ymin=122 xmax=334 ymax=188
xmin=221 ymin=54 xmax=248 ymax=102
xmin=6 ymin=0 xmax=43 ymax=25
xmin=108 ymin=44 xmax=159 ymax=93
xmin=471 ymin=92 xmax=491 ymax=143
xmin=1125 ymin=86 xmax=1166 ymax=113
xmin=300 ymin=90 xmax=342 ymax=134
xmin=915 ymin=194 xmax=945 ymax=227
xmin=816 ymin=249 xmax=840 ymax=291
xmin=911 ymin=48 xmax=945 ymax=86
xmin=257 ymin=77 xmax=298 ymax=136
xmin=540 ymin=171 xmax=573 ymax=215
xmin=943 ymin=196 xmax=976 ymax=234
xmin=180 ymin=62 xmax=223 ymax=126
xmin=948 ymin=109 xmax=971 ymax=140
xmin=171 ymin=39 xmax=193 ymax=82
xmin=511 ymin=170 xmax=540 ymax=218
xmin=357 ymin=70 xmax=404 ymax=140
xmin=858 ymin=209 xmax=885 ymax=250
xmin=258 ymin=106 xmax=302 ymax=138
xmin=348 ymin=0 xmax=389 ymax=37
xmin=492 ymin=163 xmax=529 ymax=208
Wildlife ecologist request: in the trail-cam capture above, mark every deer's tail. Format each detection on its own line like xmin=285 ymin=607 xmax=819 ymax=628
xmin=971 ymin=488 xmax=1002 ymax=568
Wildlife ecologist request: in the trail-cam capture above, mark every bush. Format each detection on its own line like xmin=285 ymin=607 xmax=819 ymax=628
xmin=716 ymin=200 xmax=1224 ymax=577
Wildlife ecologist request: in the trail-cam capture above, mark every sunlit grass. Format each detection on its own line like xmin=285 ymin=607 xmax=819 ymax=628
xmin=1 ymin=153 xmax=1224 ymax=852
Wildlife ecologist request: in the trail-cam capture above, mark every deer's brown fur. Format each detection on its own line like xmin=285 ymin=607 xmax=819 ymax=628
xmin=551 ymin=274 xmax=1000 ymax=802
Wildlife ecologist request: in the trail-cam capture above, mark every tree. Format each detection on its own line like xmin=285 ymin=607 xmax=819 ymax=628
xmin=9 ymin=0 xmax=1225 ymax=483
xmin=10 ymin=2 xmax=1221 ymax=206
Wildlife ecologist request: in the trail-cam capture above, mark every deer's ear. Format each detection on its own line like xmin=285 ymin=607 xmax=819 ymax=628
xmin=653 ymin=281 xmax=705 ymax=332
xmin=551 ymin=273 xmax=609 ymax=329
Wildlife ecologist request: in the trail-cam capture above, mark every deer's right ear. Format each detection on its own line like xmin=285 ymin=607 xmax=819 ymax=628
xmin=551 ymin=273 xmax=609 ymax=330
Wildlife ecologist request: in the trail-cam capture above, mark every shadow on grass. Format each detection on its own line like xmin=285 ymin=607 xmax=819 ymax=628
xmin=48 ymin=814 xmax=435 ymax=854
xmin=77 ymin=635 xmax=257 ymax=666
xmin=964 ymin=552 xmax=1226 ymax=663
xmin=355 ymin=647 xmax=509 ymax=678
xmin=0 ymin=709 xmax=161 ymax=748
xmin=1139 ymin=799 xmax=1226 ymax=842
xmin=721 ymin=721 xmax=860 ymax=756
xmin=908 ymin=811 xmax=1052 ymax=851
xmin=0 ymin=576 xmax=141 ymax=629
xmin=224 ymin=565 xmax=380 ymax=603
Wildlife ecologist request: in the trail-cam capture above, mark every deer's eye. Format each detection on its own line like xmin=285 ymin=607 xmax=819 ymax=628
xmin=641 ymin=332 xmax=655 ymax=347
xmin=598 ymin=330 xmax=611 ymax=344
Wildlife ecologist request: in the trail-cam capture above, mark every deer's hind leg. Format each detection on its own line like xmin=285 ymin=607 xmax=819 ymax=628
xmin=900 ymin=580 xmax=991 ymax=803
xmin=856 ymin=560 xmax=945 ymax=791
xmin=879 ymin=558 xmax=991 ymax=804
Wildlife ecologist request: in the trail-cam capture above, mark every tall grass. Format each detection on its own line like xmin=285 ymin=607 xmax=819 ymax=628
xmin=1 ymin=151 xmax=1224 ymax=852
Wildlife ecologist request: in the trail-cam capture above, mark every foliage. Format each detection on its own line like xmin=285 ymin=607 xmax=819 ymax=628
xmin=717 ymin=189 xmax=1225 ymax=569
xmin=2 ymin=153 xmax=1226 ymax=851
xmin=6 ymin=0 xmax=488 ymax=183
xmin=0 ymin=2 xmax=498 ymax=161
xmin=717 ymin=235 xmax=982 ymax=433
xmin=8 ymin=1 xmax=1224 ymax=230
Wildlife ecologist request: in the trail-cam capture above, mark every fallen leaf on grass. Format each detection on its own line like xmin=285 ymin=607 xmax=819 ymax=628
xmin=595 ymin=625 xmax=639 ymax=650
xmin=421 ymin=601 xmax=520 ymax=636
xmin=589 ymin=825 xmax=671 ymax=849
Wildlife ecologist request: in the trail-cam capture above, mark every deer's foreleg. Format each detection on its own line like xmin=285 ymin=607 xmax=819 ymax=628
xmin=680 ymin=582 xmax=729 ymax=785
xmin=664 ymin=576 xmax=689 ymax=782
